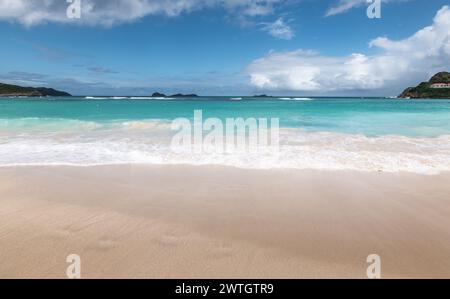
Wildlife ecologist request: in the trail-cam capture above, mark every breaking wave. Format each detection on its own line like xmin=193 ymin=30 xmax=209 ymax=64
xmin=0 ymin=119 xmax=449 ymax=174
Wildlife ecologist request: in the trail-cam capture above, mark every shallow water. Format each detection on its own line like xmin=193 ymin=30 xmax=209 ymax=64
xmin=1 ymin=96 xmax=449 ymax=173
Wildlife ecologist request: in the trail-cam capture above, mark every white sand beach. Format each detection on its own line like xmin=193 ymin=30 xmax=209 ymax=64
xmin=0 ymin=165 xmax=449 ymax=278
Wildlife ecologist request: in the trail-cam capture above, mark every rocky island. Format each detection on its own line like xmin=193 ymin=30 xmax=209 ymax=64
xmin=152 ymin=92 xmax=199 ymax=98
xmin=151 ymin=92 xmax=167 ymax=97
xmin=0 ymin=82 xmax=71 ymax=97
xmin=253 ymin=94 xmax=273 ymax=98
xmin=399 ymin=72 xmax=450 ymax=99
xmin=170 ymin=93 xmax=199 ymax=98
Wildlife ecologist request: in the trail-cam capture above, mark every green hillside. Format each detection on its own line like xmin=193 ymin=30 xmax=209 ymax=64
xmin=0 ymin=83 xmax=71 ymax=97
xmin=399 ymin=72 xmax=450 ymax=99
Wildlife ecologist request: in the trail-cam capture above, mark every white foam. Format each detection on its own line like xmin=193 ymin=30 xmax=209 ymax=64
xmin=130 ymin=97 xmax=176 ymax=100
xmin=0 ymin=124 xmax=449 ymax=174
xmin=120 ymin=120 xmax=173 ymax=130
xmin=278 ymin=97 xmax=313 ymax=101
xmin=85 ymin=96 xmax=129 ymax=100
xmin=85 ymin=96 xmax=108 ymax=100
xmin=130 ymin=97 xmax=153 ymax=100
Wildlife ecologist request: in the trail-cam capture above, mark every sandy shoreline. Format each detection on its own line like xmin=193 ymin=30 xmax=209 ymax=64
xmin=0 ymin=165 xmax=449 ymax=278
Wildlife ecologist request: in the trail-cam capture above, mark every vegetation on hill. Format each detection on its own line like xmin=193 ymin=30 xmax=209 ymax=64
xmin=399 ymin=72 xmax=450 ymax=99
xmin=0 ymin=83 xmax=71 ymax=97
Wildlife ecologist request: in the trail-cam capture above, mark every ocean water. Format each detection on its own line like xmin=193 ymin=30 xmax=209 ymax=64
xmin=1 ymin=96 xmax=450 ymax=174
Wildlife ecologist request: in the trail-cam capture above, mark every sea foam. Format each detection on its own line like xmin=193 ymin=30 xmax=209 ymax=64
xmin=0 ymin=121 xmax=449 ymax=174
xmin=278 ymin=97 xmax=313 ymax=101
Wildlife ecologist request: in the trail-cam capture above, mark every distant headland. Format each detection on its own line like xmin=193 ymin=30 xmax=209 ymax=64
xmin=0 ymin=82 xmax=71 ymax=97
xmin=399 ymin=72 xmax=450 ymax=99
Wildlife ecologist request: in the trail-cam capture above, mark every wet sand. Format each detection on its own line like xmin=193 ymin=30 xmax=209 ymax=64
xmin=0 ymin=165 xmax=449 ymax=278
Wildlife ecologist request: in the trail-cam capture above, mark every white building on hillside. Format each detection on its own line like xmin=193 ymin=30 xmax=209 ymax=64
xmin=430 ymin=83 xmax=450 ymax=88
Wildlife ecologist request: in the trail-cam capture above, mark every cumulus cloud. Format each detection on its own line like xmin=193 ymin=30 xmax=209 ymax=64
xmin=0 ymin=0 xmax=281 ymax=26
xmin=325 ymin=0 xmax=406 ymax=17
xmin=246 ymin=6 xmax=450 ymax=94
xmin=261 ymin=17 xmax=294 ymax=40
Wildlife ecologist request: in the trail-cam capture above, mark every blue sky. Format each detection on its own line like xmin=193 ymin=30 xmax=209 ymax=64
xmin=0 ymin=0 xmax=449 ymax=96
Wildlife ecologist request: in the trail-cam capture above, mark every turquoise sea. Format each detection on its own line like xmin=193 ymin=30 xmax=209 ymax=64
xmin=1 ymin=96 xmax=450 ymax=174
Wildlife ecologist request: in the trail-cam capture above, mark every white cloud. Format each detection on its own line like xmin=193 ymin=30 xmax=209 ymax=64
xmin=0 ymin=0 xmax=281 ymax=26
xmin=261 ymin=17 xmax=294 ymax=40
xmin=326 ymin=0 xmax=364 ymax=16
xmin=247 ymin=6 xmax=450 ymax=93
xmin=325 ymin=0 xmax=407 ymax=17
